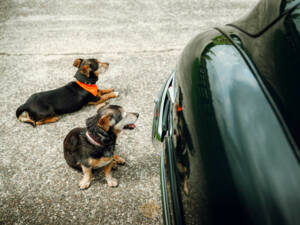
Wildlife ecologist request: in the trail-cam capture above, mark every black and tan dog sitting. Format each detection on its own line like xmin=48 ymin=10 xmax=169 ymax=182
xmin=63 ymin=104 xmax=139 ymax=189
xmin=16 ymin=58 xmax=118 ymax=126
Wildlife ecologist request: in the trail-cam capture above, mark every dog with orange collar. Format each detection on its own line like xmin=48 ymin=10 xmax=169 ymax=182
xmin=16 ymin=58 xmax=118 ymax=126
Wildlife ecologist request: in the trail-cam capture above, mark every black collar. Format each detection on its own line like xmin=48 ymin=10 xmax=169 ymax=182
xmin=74 ymin=71 xmax=98 ymax=85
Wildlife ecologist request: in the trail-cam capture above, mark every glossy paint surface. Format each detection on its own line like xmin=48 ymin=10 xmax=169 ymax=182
xmin=228 ymin=2 xmax=300 ymax=148
xmin=152 ymin=0 xmax=300 ymax=224
xmin=174 ymin=34 xmax=253 ymax=224
xmin=230 ymin=0 xmax=300 ymax=36
xmin=205 ymin=37 xmax=300 ymax=225
xmin=175 ymin=30 xmax=300 ymax=224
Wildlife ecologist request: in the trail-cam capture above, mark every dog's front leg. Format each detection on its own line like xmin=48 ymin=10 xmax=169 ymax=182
xmin=89 ymin=92 xmax=119 ymax=105
xmin=104 ymin=161 xmax=118 ymax=187
xmin=79 ymin=165 xmax=92 ymax=190
xmin=99 ymin=88 xmax=114 ymax=95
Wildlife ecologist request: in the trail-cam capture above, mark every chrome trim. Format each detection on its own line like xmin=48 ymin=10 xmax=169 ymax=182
xmin=167 ymin=86 xmax=175 ymax=104
xmin=160 ymin=146 xmax=171 ymax=225
xmin=157 ymin=72 xmax=175 ymax=139
xmin=152 ymin=71 xmax=175 ymax=144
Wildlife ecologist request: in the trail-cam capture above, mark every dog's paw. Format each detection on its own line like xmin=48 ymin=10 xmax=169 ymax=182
xmin=114 ymin=156 xmax=125 ymax=165
xmin=113 ymin=92 xmax=119 ymax=97
xmin=107 ymin=177 xmax=118 ymax=187
xmin=79 ymin=179 xmax=91 ymax=190
xmin=112 ymin=163 xmax=118 ymax=170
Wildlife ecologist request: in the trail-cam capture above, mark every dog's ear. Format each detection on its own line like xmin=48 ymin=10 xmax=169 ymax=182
xmin=97 ymin=115 xmax=110 ymax=131
xmin=80 ymin=65 xmax=90 ymax=77
xmin=73 ymin=58 xmax=83 ymax=68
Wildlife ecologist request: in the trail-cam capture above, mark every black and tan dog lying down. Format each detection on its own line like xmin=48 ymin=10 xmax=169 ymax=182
xmin=16 ymin=58 xmax=118 ymax=127
xmin=63 ymin=104 xmax=139 ymax=189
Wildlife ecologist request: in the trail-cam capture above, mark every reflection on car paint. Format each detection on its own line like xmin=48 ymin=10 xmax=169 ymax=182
xmin=203 ymin=35 xmax=300 ymax=225
xmin=175 ymin=35 xmax=256 ymax=225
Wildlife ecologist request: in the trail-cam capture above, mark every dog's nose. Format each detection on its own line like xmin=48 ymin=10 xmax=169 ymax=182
xmin=135 ymin=113 xmax=139 ymax=118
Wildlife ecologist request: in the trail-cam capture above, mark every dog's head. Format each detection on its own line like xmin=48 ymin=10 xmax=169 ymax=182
xmin=96 ymin=104 xmax=139 ymax=135
xmin=86 ymin=104 xmax=139 ymax=145
xmin=73 ymin=58 xmax=109 ymax=84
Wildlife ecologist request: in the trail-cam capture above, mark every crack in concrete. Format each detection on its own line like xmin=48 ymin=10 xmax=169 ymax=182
xmin=0 ymin=48 xmax=181 ymax=56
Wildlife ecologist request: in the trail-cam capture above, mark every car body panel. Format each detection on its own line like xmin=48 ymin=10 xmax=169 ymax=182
xmin=152 ymin=1 xmax=300 ymax=224
xmin=175 ymin=31 xmax=260 ymax=225
xmin=230 ymin=0 xmax=300 ymax=36
xmin=228 ymin=3 xmax=300 ymax=148
xmin=199 ymin=35 xmax=300 ymax=225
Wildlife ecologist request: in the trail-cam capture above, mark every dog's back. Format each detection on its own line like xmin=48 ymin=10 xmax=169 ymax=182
xmin=63 ymin=127 xmax=83 ymax=170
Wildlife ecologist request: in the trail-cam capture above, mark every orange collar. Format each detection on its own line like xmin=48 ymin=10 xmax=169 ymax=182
xmin=76 ymin=80 xmax=98 ymax=96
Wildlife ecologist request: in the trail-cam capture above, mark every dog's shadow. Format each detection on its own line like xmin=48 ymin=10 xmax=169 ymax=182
xmin=91 ymin=166 xmax=123 ymax=184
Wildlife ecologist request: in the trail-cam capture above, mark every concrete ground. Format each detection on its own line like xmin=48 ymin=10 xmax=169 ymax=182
xmin=0 ymin=0 xmax=259 ymax=224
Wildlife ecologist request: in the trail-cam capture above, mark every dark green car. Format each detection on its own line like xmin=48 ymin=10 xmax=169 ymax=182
xmin=152 ymin=0 xmax=300 ymax=224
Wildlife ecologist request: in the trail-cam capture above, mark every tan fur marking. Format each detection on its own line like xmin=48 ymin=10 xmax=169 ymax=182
xmin=89 ymin=157 xmax=112 ymax=168
xmin=80 ymin=65 xmax=90 ymax=77
xmin=79 ymin=165 xmax=92 ymax=189
xmin=99 ymin=88 xmax=114 ymax=95
xmin=113 ymin=155 xmax=125 ymax=165
xmin=96 ymin=90 xmax=102 ymax=97
xmin=73 ymin=58 xmax=82 ymax=68
xmin=104 ymin=161 xmax=116 ymax=175
xmin=88 ymin=92 xmax=118 ymax=105
xmin=113 ymin=128 xmax=121 ymax=136
xmin=36 ymin=116 xmax=59 ymax=126
xmin=98 ymin=62 xmax=109 ymax=70
xmin=97 ymin=115 xmax=110 ymax=131
xmin=104 ymin=161 xmax=118 ymax=187
xmin=103 ymin=63 xmax=109 ymax=70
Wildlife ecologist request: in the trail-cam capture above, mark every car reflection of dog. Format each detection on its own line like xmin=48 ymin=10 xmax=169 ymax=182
xmin=173 ymin=88 xmax=191 ymax=195
xmin=63 ymin=104 xmax=139 ymax=189
xmin=16 ymin=58 xmax=118 ymax=127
